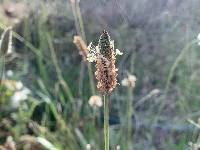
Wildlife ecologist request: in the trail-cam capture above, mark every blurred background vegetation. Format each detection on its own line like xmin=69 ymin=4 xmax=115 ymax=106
xmin=1 ymin=0 xmax=200 ymax=149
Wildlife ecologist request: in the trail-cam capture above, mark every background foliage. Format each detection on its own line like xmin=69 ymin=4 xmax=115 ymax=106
xmin=1 ymin=0 xmax=200 ymax=149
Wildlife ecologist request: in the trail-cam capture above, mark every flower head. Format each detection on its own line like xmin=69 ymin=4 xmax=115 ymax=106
xmin=121 ymin=74 xmax=137 ymax=88
xmin=6 ymin=70 xmax=13 ymax=77
xmin=1 ymin=80 xmax=31 ymax=108
xmin=88 ymin=95 xmax=102 ymax=107
xmin=73 ymin=36 xmax=88 ymax=61
xmin=87 ymin=30 xmax=121 ymax=94
xmin=11 ymin=87 xmax=30 ymax=108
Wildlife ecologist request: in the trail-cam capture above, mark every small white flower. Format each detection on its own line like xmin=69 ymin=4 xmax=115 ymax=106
xmin=86 ymin=144 xmax=91 ymax=150
xmin=11 ymin=87 xmax=30 ymax=108
xmin=96 ymin=45 xmax=100 ymax=53
xmin=87 ymin=42 xmax=98 ymax=62
xmin=15 ymin=81 xmax=23 ymax=90
xmin=115 ymin=49 xmax=123 ymax=55
xmin=110 ymin=40 xmax=114 ymax=49
xmin=89 ymin=95 xmax=102 ymax=107
xmin=87 ymin=53 xmax=96 ymax=62
xmin=6 ymin=70 xmax=13 ymax=77
xmin=87 ymin=42 xmax=94 ymax=51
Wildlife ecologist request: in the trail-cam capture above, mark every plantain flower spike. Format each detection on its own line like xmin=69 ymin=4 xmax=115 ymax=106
xmin=73 ymin=35 xmax=88 ymax=61
xmin=87 ymin=30 xmax=122 ymax=94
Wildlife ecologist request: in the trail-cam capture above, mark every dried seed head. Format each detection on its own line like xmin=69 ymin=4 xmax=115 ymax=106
xmin=73 ymin=35 xmax=88 ymax=61
xmin=88 ymin=95 xmax=102 ymax=107
xmin=95 ymin=30 xmax=118 ymax=94
xmin=150 ymin=89 xmax=160 ymax=95
xmin=121 ymin=74 xmax=137 ymax=88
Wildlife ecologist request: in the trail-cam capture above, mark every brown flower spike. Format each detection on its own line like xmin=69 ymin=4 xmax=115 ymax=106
xmin=87 ymin=30 xmax=122 ymax=94
xmin=73 ymin=35 xmax=88 ymax=61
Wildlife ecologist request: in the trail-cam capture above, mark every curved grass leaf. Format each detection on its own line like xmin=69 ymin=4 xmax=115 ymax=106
xmin=0 ymin=27 xmax=12 ymax=85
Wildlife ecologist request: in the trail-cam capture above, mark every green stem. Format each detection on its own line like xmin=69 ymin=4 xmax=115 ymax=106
xmin=75 ymin=0 xmax=86 ymax=42
xmin=0 ymin=56 xmax=5 ymax=84
xmin=70 ymin=0 xmax=96 ymax=95
xmin=103 ymin=94 xmax=109 ymax=150
xmin=127 ymin=87 xmax=133 ymax=148
xmin=165 ymin=40 xmax=197 ymax=96
xmin=47 ymin=33 xmax=74 ymax=102
xmin=88 ymin=62 xmax=95 ymax=95
xmin=154 ymin=39 xmax=197 ymax=123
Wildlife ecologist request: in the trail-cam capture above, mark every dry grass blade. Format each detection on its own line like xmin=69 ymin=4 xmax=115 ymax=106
xmin=0 ymin=27 xmax=12 ymax=85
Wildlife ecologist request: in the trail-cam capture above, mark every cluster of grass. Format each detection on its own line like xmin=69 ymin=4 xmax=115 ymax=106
xmin=1 ymin=0 xmax=200 ymax=150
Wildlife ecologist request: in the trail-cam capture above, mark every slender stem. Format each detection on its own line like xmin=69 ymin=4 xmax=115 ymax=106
xmin=154 ymin=40 xmax=197 ymax=123
xmin=127 ymin=87 xmax=133 ymax=149
xmin=103 ymin=94 xmax=109 ymax=150
xmin=88 ymin=62 xmax=95 ymax=95
xmin=165 ymin=40 xmax=197 ymax=97
xmin=75 ymin=0 xmax=86 ymax=42
xmin=70 ymin=0 xmax=96 ymax=95
xmin=47 ymin=33 xmax=74 ymax=102
xmin=0 ymin=55 xmax=5 ymax=85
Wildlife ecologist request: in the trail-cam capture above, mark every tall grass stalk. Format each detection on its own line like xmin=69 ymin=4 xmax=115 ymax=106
xmin=47 ymin=33 xmax=74 ymax=102
xmin=74 ymin=0 xmax=86 ymax=42
xmin=70 ymin=0 xmax=95 ymax=95
xmin=87 ymin=30 xmax=119 ymax=150
xmin=126 ymin=53 xmax=136 ymax=149
xmin=154 ymin=39 xmax=197 ymax=123
xmin=165 ymin=40 xmax=197 ymax=95
xmin=36 ymin=9 xmax=49 ymax=83
xmin=0 ymin=27 xmax=12 ymax=84
xmin=127 ymin=87 xmax=133 ymax=148
xmin=103 ymin=94 xmax=109 ymax=150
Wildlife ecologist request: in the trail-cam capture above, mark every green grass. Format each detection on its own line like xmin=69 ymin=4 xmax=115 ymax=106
xmin=1 ymin=0 xmax=200 ymax=150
